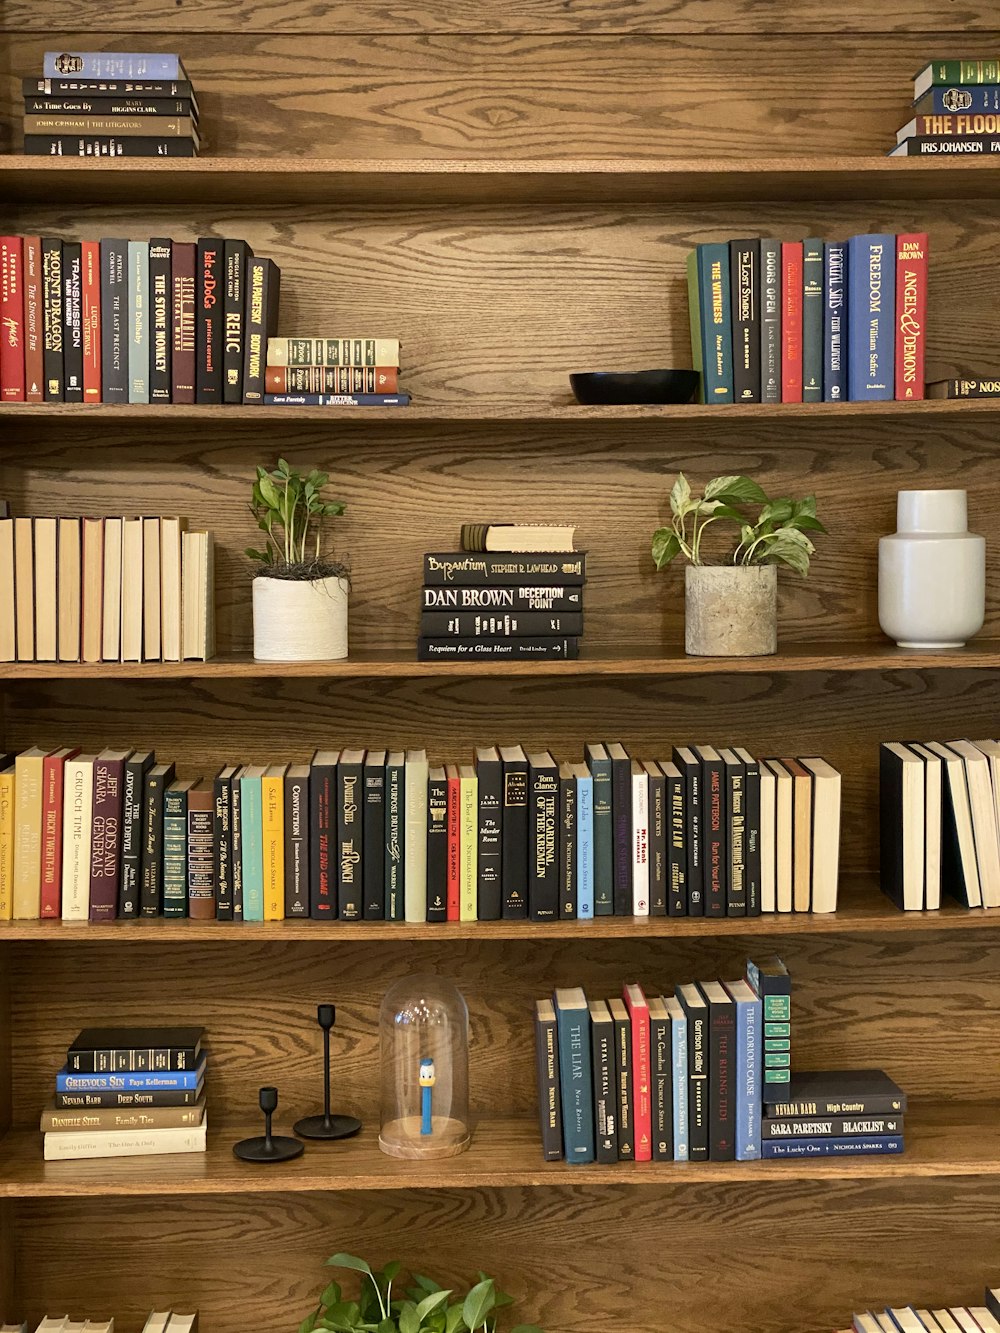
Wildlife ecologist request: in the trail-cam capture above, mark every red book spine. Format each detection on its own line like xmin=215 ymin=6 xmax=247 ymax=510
xmin=895 ymin=232 xmax=928 ymax=401
xmin=23 ymin=235 xmax=43 ymax=403
xmin=781 ymin=241 xmax=803 ymax=403
xmin=40 ymin=750 xmax=77 ymax=918
xmin=624 ymin=984 xmax=652 ymax=1161
xmin=446 ymin=769 xmax=461 ymax=922
xmin=81 ymin=240 xmax=101 ymax=402
xmin=0 ymin=237 xmax=25 ymax=402
xmin=88 ymin=755 xmax=125 ymax=921
xmin=171 ymin=240 xmax=196 ymax=404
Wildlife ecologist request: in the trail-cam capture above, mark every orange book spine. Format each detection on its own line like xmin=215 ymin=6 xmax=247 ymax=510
xmin=82 ymin=240 xmax=102 ymax=402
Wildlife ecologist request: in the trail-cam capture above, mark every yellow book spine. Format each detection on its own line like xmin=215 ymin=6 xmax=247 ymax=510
xmin=460 ymin=773 xmax=478 ymax=921
xmin=0 ymin=770 xmax=15 ymax=920
xmin=13 ymin=754 xmax=44 ymax=919
xmin=261 ymin=774 xmax=284 ymax=921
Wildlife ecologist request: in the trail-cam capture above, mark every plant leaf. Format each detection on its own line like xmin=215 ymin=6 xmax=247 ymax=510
xmin=651 ymin=529 xmax=681 ymax=570
xmin=462 ymin=1279 xmax=496 ymax=1331
xmin=444 ymin=1305 xmax=466 ymax=1333
xmin=412 ymin=1275 xmax=443 ymax=1296
xmin=327 ymin=1254 xmax=373 ymax=1276
xmin=758 ymin=499 xmax=793 ymax=528
xmin=416 ymin=1291 xmax=452 ymax=1321
xmin=258 ymin=475 xmax=281 ymax=509
xmin=510 ymin=1327 xmax=546 ymax=1333
xmin=789 ymin=513 xmax=827 ymax=533
xmin=668 ymin=472 xmax=691 ymax=517
xmin=321 ymin=1281 xmax=343 ymax=1307
xmin=399 ymin=1302 xmax=421 ymax=1333
xmin=703 ymin=474 xmax=767 ymax=504
xmin=761 ymin=534 xmax=811 ymax=575
xmin=299 ymin=1316 xmax=317 ymax=1333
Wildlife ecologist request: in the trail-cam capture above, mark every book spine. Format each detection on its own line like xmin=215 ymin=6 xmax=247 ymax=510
xmin=383 ymin=760 xmax=403 ymax=921
xmin=759 ymin=239 xmax=781 ymax=403
xmin=214 ymin=774 xmax=233 ymax=920
xmin=762 ymin=1114 xmax=903 ymax=1138
xmin=265 ymin=364 xmax=399 ymax=394
xmin=916 ymin=86 xmax=1000 ymax=112
xmin=848 ymin=234 xmax=895 ymax=400
xmin=666 ymin=767 xmax=687 ymax=916
xmin=230 ymin=773 xmax=243 ymax=920
xmin=99 ymin=238 xmax=126 ymax=403
xmin=679 ymin=758 xmax=702 ymax=916
xmin=922 ymin=58 xmax=1000 ymax=85
xmin=446 ymin=770 xmax=460 ymax=921
xmin=892 ymin=134 xmax=1000 ymax=154
xmin=930 ymin=377 xmax=1000 ymax=397
xmin=403 ymin=756 xmax=428 ymax=923
xmin=39 ymin=753 xmax=66 ymax=918
xmin=309 ymin=762 xmax=336 ymax=919
xmin=911 ymin=113 xmax=1000 ymax=135
xmin=759 ymin=981 xmax=792 ymax=1087
xmin=501 ymin=757 xmax=528 ymax=919
xmin=764 ymin=1094 xmax=906 ymax=1118
xmin=647 ymin=768 xmax=666 ymax=916
xmin=631 ymin=1000 xmax=652 ymax=1161
xmin=43 ymin=52 xmax=185 ymax=78
xmin=242 ymin=257 xmax=278 ymax=404
xmin=56 ymin=1065 xmax=203 ymax=1091
xmin=686 ymin=1002 xmax=709 ymax=1160
xmin=26 ymin=76 xmax=197 ymax=96
xmin=895 ymin=233 xmax=928 ymax=401
xmin=162 ymin=787 xmax=189 ymax=918
xmin=126 ymin=240 xmax=148 ymax=403
xmin=335 ymin=760 xmax=362 ymax=920
xmin=730 ymin=239 xmax=760 ymax=403
xmin=423 ymin=553 xmax=586 ymax=586
xmin=727 ymin=762 xmax=746 ymax=917
xmin=671 ymin=1010 xmax=689 ymax=1160
xmin=631 ymin=768 xmax=648 ymax=915
xmin=528 ymin=764 xmax=559 ymax=920
xmin=735 ymin=996 xmax=761 ymax=1160
xmin=591 ymin=1020 xmax=617 ymax=1163
xmin=140 ymin=770 xmax=170 ymax=917
xmin=419 ymin=611 xmax=582 ymax=637
xmin=242 ymin=777 xmax=266 ymax=922
xmin=476 ymin=756 xmax=502 ymax=920
xmin=195 ymin=238 xmax=222 ymax=403
xmin=23 ymin=235 xmax=44 ymax=402
xmin=43 ymin=1101 xmax=204 ymax=1129
xmin=761 ymin=1135 xmax=904 ymax=1158
xmin=780 ymin=241 xmax=803 ymax=402
xmin=576 ymin=773 xmax=594 ymax=919
xmin=26 ymin=95 xmax=196 ymax=114
xmin=25 ymin=113 xmax=196 ymax=136
xmin=535 ymin=1008 xmax=563 ymax=1161
xmin=418 ymin=637 xmax=579 ymax=661
xmin=362 ymin=761 xmax=385 ymax=920
xmin=702 ymin=754 xmax=726 ymax=917
xmin=42 ymin=236 xmax=64 ymax=401
xmin=0 ymin=238 xmax=25 ymax=401
xmin=55 ymin=1084 xmax=202 ymax=1108
xmin=81 ymin=240 xmax=101 ymax=402
xmin=88 ymin=756 xmax=124 ymax=921
xmin=556 ymin=1005 xmax=594 ymax=1162
xmin=43 ymin=1124 xmax=207 ymax=1160
xmin=187 ymin=792 xmax=215 ymax=919
xmin=650 ymin=1007 xmax=672 ymax=1161
xmin=823 ymin=242 xmax=848 ymax=402
xmin=223 ymin=239 xmax=250 ymax=404
xmin=612 ymin=1009 xmax=634 ymax=1160
xmin=686 ymin=249 xmax=704 ymax=403
xmin=284 ymin=771 xmax=309 ymax=918
xmin=460 ymin=772 xmax=477 ymax=921
xmin=425 ymin=771 xmax=448 ymax=922
xmin=119 ymin=758 xmax=147 ymax=918
xmin=0 ymin=770 xmax=12 ymax=919
xmin=801 ymin=238 xmax=823 ymax=402
xmin=170 ymin=241 xmax=196 ymax=403
xmin=422 ymin=584 xmax=582 ymax=613
xmin=589 ymin=756 xmax=613 ymax=915
xmin=742 ymin=757 xmax=761 ymax=916
xmin=696 ymin=242 xmax=734 ymax=403
xmin=25 ymin=136 xmax=197 ymax=157
xmin=148 ymin=237 xmax=172 ymax=403
xmin=559 ymin=771 xmax=577 ymax=919
xmin=610 ymin=754 xmax=631 ymax=915
xmin=268 ymin=335 xmax=401 ymax=367
xmin=261 ymin=773 xmax=284 ymax=921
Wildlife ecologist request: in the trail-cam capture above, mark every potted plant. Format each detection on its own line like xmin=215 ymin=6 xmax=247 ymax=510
xmin=247 ymin=458 xmax=350 ymax=662
xmin=299 ymin=1252 xmax=544 ymax=1333
xmin=651 ymin=473 xmax=826 ymax=657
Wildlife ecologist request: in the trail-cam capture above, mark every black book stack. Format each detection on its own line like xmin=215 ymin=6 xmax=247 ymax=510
xmin=23 ymin=51 xmax=199 ymax=158
xmin=418 ymin=523 xmax=587 ymax=662
xmin=761 ymin=1069 xmax=907 ymax=1159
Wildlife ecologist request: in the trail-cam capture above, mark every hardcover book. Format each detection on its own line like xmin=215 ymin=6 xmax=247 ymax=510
xmin=262 ymin=764 xmax=288 ymax=921
xmin=99 ymin=237 xmax=126 ymax=403
xmin=585 ymin=742 xmax=614 ymax=915
xmin=847 ymin=234 xmax=895 ymax=401
xmin=630 ymin=759 xmax=649 ymax=916
xmin=148 ymin=237 xmax=172 ymax=402
xmin=606 ymin=741 xmax=632 ymax=915
xmin=213 ymin=765 xmax=237 ymax=920
xmin=499 ymin=744 xmax=528 ymax=919
xmin=423 ymin=552 xmax=586 ymax=586
xmin=140 ymin=760 xmax=175 ymax=917
xmin=62 ymin=240 xmax=84 ymax=401
xmin=534 ymin=998 xmax=562 ymax=1161
xmin=426 ymin=766 xmax=448 ymax=922
xmin=644 ymin=760 xmax=666 ymax=915
xmin=459 ymin=763 xmax=478 ymax=921
xmin=81 ymin=238 xmax=100 ymax=402
xmin=823 ymin=241 xmax=848 ymax=402
xmin=527 ymin=751 xmax=559 ymax=920
xmin=336 ymin=750 xmax=364 ymax=920
xmin=666 ymin=994 xmax=688 ymax=1161
xmin=589 ymin=999 xmax=617 ymax=1162
xmin=554 ymin=987 xmax=594 ymax=1162
xmin=309 ymin=749 xmax=338 ymax=919
xmin=446 ymin=762 xmax=460 ymax=922
xmin=759 ymin=238 xmax=781 ymax=403
xmin=403 ymin=749 xmax=428 ymax=923
xmin=68 ymin=1026 xmax=203 ymax=1073
xmin=801 ymin=237 xmax=824 ymax=402
xmin=701 ymin=980 xmax=736 ymax=1161
xmin=894 ymin=233 xmax=928 ymax=401
xmin=623 ymin=982 xmax=652 ymax=1161
xmin=284 ymin=763 xmax=311 ymax=919
xmin=763 ymin=1069 xmax=906 ymax=1117
xmin=729 ymin=239 xmax=761 ymax=403
xmin=648 ymin=995 xmax=672 ymax=1161
xmin=475 ymin=746 xmax=503 ymax=920
xmin=42 ymin=236 xmax=64 ymax=401
xmin=695 ymin=744 xmax=726 ymax=917
xmin=607 ymin=996 xmax=634 ymax=1160
xmin=662 ymin=759 xmax=687 ymax=916
xmin=781 ymin=241 xmax=803 ymax=402
xmin=242 ymin=257 xmax=280 ymax=404
xmin=573 ymin=762 xmax=594 ymax=919
xmin=195 ymin=238 xmax=222 ymax=403
xmin=383 ymin=750 xmax=404 ymax=921
xmin=127 ymin=239 xmax=149 ymax=403
xmin=88 ymin=747 xmax=128 ymax=921
xmin=724 ymin=977 xmax=761 ymax=1160
xmin=189 ymin=784 xmax=218 ymax=917
xmin=362 ymin=751 xmax=386 ymax=920
xmin=676 ymin=982 xmax=708 ymax=1160
xmin=673 ymin=746 xmax=703 ymax=914
xmin=0 ymin=236 xmax=25 ymax=402
xmin=734 ymin=747 xmax=762 ymax=916
xmin=170 ymin=241 xmax=196 ymax=403
xmin=163 ymin=777 xmax=196 ymax=917
xmin=223 ymin=238 xmax=251 ymax=404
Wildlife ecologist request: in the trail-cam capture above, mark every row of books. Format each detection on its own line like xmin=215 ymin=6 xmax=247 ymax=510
xmin=24 ymin=52 xmax=199 ymax=159
xmin=688 ymin=233 xmax=927 ymax=404
xmin=44 ymin=1027 xmax=207 ymax=1161
xmin=0 ymin=235 xmax=279 ymax=405
xmin=0 ymin=742 xmax=841 ymax=924
xmin=849 ymin=1299 xmax=1000 ymax=1333
xmin=892 ymin=58 xmax=1000 ymax=157
xmin=16 ymin=1314 xmax=198 ymax=1333
xmin=0 ymin=515 xmax=215 ymax=663
xmin=263 ymin=335 xmax=409 ymax=409
xmin=881 ymin=739 xmax=1000 ymax=913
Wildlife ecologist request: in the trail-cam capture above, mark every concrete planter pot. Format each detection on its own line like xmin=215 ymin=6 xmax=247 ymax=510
xmin=252 ymin=573 xmax=350 ymax=661
xmin=685 ymin=564 xmax=777 ymax=657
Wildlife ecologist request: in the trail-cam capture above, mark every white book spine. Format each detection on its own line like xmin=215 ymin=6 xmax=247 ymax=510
xmin=403 ymin=753 xmax=428 ymax=922
xmin=43 ymin=1119 xmax=207 ymax=1161
xmin=101 ymin=518 xmax=123 ymax=662
xmin=631 ymin=770 xmax=649 ymax=915
xmin=61 ymin=758 xmax=93 ymax=920
xmin=759 ymin=765 xmax=776 ymax=913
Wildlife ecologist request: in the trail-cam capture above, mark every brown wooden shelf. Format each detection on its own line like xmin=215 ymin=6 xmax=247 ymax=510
xmin=0 ymin=1101 xmax=983 ymax=1198
xmin=5 ymin=155 xmax=1000 ymax=208
xmin=3 ymin=642 xmax=1000 ymax=681
xmin=0 ymin=878 xmax=994 ymax=941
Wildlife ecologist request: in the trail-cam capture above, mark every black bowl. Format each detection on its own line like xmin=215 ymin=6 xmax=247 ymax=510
xmin=570 ymin=369 xmax=700 ymax=406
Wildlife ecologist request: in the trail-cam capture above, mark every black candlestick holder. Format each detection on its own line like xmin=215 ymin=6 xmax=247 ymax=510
xmin=294 ymin=1004 xmax=363 ymax=1141
xmin=233 ymin=1086 xmax=305 ymax=1163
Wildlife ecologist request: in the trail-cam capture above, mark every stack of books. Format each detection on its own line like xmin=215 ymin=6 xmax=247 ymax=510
xmin=139 ymin=1318 xmax=198 ymax=1333
xmin=23 ymin=51 xmax=199 ymax=158
xmin=881 ymin=739 xmax=1000 ymax=911
xmin=762 ymin=1069 xmax=906 ymax=1159
xmin=0 ymin=742 xmax=842 ymax=924
xmin=19 ymin=1314 xmax=198 ymax=1332
xmin=263 ymin=336 xmax=409 ymax=407
xmin=419 ymin=527 xmax=586 ymax=660
xmin=847 ymin=1291 xmax=1000 ymax=1333
xmin=44 ymin=1026 xmax=208 ymax=1161
xmin=688 ymin=233 xmax=928 ymax=404
xmin=0 ymin=234 xmax=280 ymax=404
xmin=892 ymin=59 xmax=1000 ymax=157
xmin=0 ymin=514 xmax=215 ymax=663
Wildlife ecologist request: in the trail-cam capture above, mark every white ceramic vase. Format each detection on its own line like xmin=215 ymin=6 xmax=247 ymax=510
xmin=252 ymin=573 xmax=349 ymax=661
xmin=878 ymin=490 xmax=985 ymax=648
xmin=684 ymin=564 xmax=777 ymax=657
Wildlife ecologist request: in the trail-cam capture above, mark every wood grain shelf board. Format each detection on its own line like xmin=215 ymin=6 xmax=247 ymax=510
xmin=0 ymin=1102 xmax=984 ymax=1197
xmin=2 ymin=643 xmax=1000 ymax=680
xmin=0 ymin=879 xmax=993 ymax=940
xmin=5 ymin=156 xmax=1000 ymax=208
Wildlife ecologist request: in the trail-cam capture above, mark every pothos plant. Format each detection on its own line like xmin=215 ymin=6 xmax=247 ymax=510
xmin=247 ymin=458 xmax=349 ymax=581
xmin=651 ymin=473 xmax=827 ymax=576
xmin=298 ymin=1253 xmax=544 ymax=1333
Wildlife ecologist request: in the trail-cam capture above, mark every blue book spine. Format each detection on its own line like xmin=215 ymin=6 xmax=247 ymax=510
xmin=576 ymin=773 xmax=594 ymax=919
xmin=263 ymin=393 xmax=411 ymax=407
xmin=671 ymin=1007 xmax=689 ymax=1161
xmin=44 ymin=52 xmax=184 ymax=79
xmin=695 ymin=244 xmax=734 ymax=404
xmin=556 ymin=999 xmax=594 ymax=1162
xmin=847 ymin=234 xmax=895 ymax=401
xmin=733 ymin=991 xmax=761 ymax=1160
xmin=57 ymin=1056 xmax=206 ymax=1091
xmin=823 ymin=242 xmax=848 ymax=402
xmin=128 ymin=240 xmax=149 ymax=404
xmin=240 ymin=776 xmax=264 ymax=922
xmin=762 ymin=1134 xmax=904 ymax=1158
xmin=917 ymin=86 xmax=1000 ymax=114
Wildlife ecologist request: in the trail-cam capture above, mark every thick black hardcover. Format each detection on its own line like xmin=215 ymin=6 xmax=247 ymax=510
xmin=677 ymin=983 xmax=709 ymax=1161
xmin=242 ymin=256 xmax=280 ymax=404
xmin=879 ymin=743 xmax=911 ymax=912
xmin=590 ymin=1002 xmax=617 ymax=1163
xmin=609 ymin=999 xmax=634 ymax=1160
xmin=119 ymin=750 xmax=154 ymax=919
xmin=24 ymin=134 xmax=197 ymax=156
xmin=763 ymin=1069 xmax=907 ymax=1117
xmin=423 ymin=552 xmax=587 ymax=586
xmin=663 ymin=761 xmax=687 ymax=917
xmin=418 ymin=637 xmax=579 ymax=662
xmin=140 ymin=762 xmax=176 ymax=917
xmin=762 ymin=1113 xmax=904 ymax=1139
xmin=722 ymin=749 xmax=747 ymax=916
xmin=558 ymin=763 xmax=577 ymax=919
xmin=475 ymin=747 xmax=503 ymax=920
xmin=760 ymin=239 xmax=782 ymax=403
xmin=54 ymin=1084 xmax=203 ymax=1110
xmin=384 ymin=753 xmax=405 ymax=921
xmin=213 ymin=767 xmax=235 ymax=921
xmin=195 ymin=237 xmax=222 ymax=403
xmin=534 ymin=1002 xmax=563 ymax=1161
xmin=230 ymin=770 xmax=244 ymax=921
xmin=649 ymin=999 xmax=673 ymax=1161
xmin=802 ymin=237 xmax=824 ymax=402
xmin=607 ymin=742 xmax=632 ymax=915
xmin=585 ymin=744 xmax=614 ymax=916
xmin=148 ymin=237 xmax=172 ymax=402
xmin=26 ymin=95 xmax=196 ymax=116
xmin=730 ymin=238 xmax=761 ymax=403
xmin=309 ymin=756 xmax=337 ymax=919
xmin=500 ymin=746 xmax=528 ymax=919
xmin=61 ymin=240 xmax=83 ymax=402
xmin=737 ymin=748 xmax=762 ymax=916
xmin=284 ymin=766 xmax=310 ymax=918
xmin=24 ymin=77 xmax=198 ymax=100
xmin=695 ymin=746 xmax=727 ymax=918
xmin=646 ymin=762 xmax=667 ymax=916
xmin=68 ymin=1026 xmax=203 ymax=1073
xmin=419 ymin=610 xmax=583 ymax=637
xmin=702 ymin=982 xmax=736 ymax=1161
xmin=672 ymin=747 xmax=702 ymax=915
xmin=41 ymin=235 xmax=64 ymax=401
xmin=362 ymin=752 xmax=386 ymax=920
xmin=527 ymin=753 xmax=559 ymax=921
xmin=99 ymin=237 xmax=128 ymax=403
xmin=223 ymin=238 xmax=251 ymax=404
xmin=426 ymin=767 xmax=448 ymax=922
xmin=336 ymin=751 xmax=364 ymax=920
xmin=421 ymin=584 xmax=583 ymax=613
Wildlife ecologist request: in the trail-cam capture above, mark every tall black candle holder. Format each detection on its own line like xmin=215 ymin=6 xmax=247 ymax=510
xmin=233 ymin=1086 xmax=304 ymax=1163
xmin=294 ymin=1004 xmax=363 ymax=1141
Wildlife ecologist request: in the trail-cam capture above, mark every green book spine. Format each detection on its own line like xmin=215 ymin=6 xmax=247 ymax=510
xmin=162 ymin=787 xmax=188 ymax=917
xmin=921 ymin=58 xmax=1000 ymax=86
xmin=801 ymin=238 xmax=824 ymax=402
xmin=240 ymin=775 xmax=264 ymax=921
xmin=694 ymin=243 xmax=733 ymax=404
xmin=686 ymin=250 xmax=705 ymax=404
xmin=587 ymin=753 xmax=614 ymax=915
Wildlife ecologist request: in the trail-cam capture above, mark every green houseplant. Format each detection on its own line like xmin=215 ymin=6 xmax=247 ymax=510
xmin=651 ymin=473 xmax=826 ymax=656
xmin=298 ymin=1252 xmax=545 ymax=1333
xmin=247 ymin=458 xmax=350 ymax=662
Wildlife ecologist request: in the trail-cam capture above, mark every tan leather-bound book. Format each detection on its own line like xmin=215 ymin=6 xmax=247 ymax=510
xmin=101 ymin=517 xmax=123 ymax=662
xmin=779 ymin=758 xmax=813 ymax=913
xmin=33 ymin=515 xmax=58 ymax=660
xmin=800 ymin=756 xmax=842 ymax=914
xmin=81 ymin=516 xmax=104 ymax=663
xmin=142 ymin=515 xmax=161 ymax=661
xmin=58 ymin=516 xmax=81 ymax=661
xmin=186 ymin=780 xmax=216 ymax=920
xmin=13 ymin=515 xmax=34 ymax=661
xmin=12 ymin=744 xmax=49 ymax=918
xmin=761 ymin=759 xmax=793 ymax=913
xmin=120 ymin=517 xmax=144 ymax=662
xmin=160 ymin=515 xmax=187 ymax=662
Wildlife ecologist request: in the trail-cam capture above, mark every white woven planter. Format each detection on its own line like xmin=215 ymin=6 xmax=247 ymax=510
xmin=685 ymin=565 xmax=777 ymax=657
xmin=252 ymin=574 xmax=349 ymax=662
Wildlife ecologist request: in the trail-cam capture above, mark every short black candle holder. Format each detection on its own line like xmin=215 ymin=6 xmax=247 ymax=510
xmin=294 ymin=1003 xmax=363 ymax=1142
xmin=233 ymin=1086 xmax=305 ymax=1163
